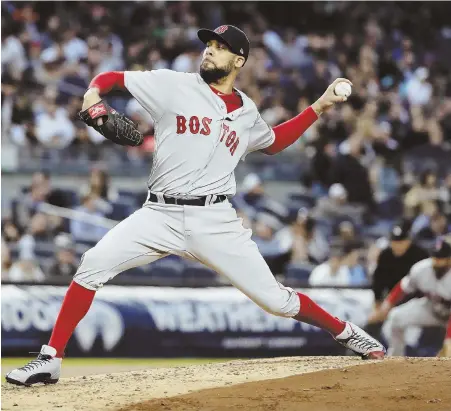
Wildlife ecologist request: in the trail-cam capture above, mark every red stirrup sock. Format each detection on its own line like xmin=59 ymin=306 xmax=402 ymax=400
xmin=293 ymin=292 xmax=346 ymax=336
xmin=48 ymin=281 xmax=96 ymax=358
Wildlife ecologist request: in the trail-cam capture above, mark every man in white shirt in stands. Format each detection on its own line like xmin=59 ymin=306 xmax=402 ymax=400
xmin=309 ymin=249 xmax=346 ymax=286
xmin=36 ymin=99 xmax=76 ymax=149
xmin=310 ymin=243 xmax=367 ymax=286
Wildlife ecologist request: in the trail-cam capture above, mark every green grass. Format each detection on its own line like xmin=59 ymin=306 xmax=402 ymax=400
xmin=2 ymin=357 xmax=231 ymax=368
xmin=1 ymin=357 xmax=234 ymax=383
xmin=1 ymin=357 xmax=234 ymax=382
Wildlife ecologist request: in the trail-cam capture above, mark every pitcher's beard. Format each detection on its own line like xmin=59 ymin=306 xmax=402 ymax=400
xmin=200 ymin=61 xmax=233 ymax=84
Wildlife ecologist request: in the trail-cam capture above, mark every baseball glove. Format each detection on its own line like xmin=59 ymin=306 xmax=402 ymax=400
xmin=79 ymin=100 xmax=143 ymax=147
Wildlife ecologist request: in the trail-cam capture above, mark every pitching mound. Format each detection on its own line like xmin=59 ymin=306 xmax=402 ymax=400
xmin=2 ymin=357 xmax=450 ymax=411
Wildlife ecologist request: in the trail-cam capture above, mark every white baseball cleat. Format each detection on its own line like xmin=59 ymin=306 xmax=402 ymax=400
xmin=334 ymin=322 xmax=386 ymax=360
xmin=5 ymin=345 xmax=62 ymax=386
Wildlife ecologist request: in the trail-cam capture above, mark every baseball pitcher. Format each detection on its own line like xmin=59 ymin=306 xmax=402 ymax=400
xmin=7 ymin=25 xmax=385 ymax=387
xmin=368 ymin=240 xmax=451 ymax=356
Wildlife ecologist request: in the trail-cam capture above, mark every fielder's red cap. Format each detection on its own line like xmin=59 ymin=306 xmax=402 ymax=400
xmin=198 ymin=25 xmax=250 ymax=62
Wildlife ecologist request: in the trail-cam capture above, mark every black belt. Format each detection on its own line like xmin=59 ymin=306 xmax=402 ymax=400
xmin=147 ymin=192 xmax=227 ymax=206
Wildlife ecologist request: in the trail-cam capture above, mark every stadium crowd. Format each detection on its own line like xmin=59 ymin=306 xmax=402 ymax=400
xmin=2 ymin=2 xmax=451 ymax=295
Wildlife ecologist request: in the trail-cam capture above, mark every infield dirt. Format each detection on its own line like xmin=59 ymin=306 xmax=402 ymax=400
xmin=2 ymin=357 xmax=450 ymax=411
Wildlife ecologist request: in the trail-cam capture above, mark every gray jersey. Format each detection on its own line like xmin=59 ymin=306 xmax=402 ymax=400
xmin=124 ymin=69 xmax=275 ymax=197
xmin=401 ymin=258 xmax=451 ymax=319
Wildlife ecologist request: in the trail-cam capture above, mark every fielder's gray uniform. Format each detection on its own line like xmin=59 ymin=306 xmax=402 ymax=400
xmin=382 ymin=258 xmax=451 ymax=356
xmin=74 ymin=69 xmax=300 ymax=318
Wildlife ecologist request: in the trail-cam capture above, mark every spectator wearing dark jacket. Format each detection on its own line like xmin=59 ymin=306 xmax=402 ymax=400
xmin=48 ymin=234 xmax=78 ymax=277
xmin=416 ymin=212 xmax=450 ymax=242
xmin=329 ymin=137 xmax=375 ymax=210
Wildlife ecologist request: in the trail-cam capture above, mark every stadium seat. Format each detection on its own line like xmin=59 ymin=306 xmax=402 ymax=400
xmin=106 ymin=202 xmax=135 ymax=221
xmin=148 ymin=256 xmax=185 ymax=278
xmin=314 ymin=218 xmax=334 ymax=238
xmin=75 ymin=239 xmax=97 ymax=249
xmin=363 ymin=220 xmax=394 ymax=240
xmin=121 ymin=266 xmax=152 ymax=278
xmin=182 ymin=262 xmax=218 ymax=285
xmin=34 ymin=248 xmax=54 ymax=259
xmin=377 ymin=197 xmax=403 ymax=219
xmin=288 ymin=193 xmax=317 ymax=208
xmin=117 ymin=190 xmax=141 ymax=205
xmin=285 ymin=263 xmax=315 ymax=283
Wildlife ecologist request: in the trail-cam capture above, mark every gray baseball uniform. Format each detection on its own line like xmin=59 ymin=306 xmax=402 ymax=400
xmin=382 ymin=258 xmax=451 ymax=356
xmin=74 ymin=69 xmax=300 ymax=318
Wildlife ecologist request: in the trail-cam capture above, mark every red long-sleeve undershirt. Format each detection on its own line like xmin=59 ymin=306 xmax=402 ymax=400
xmin=267 ymin=107 xmax=318 ymax=154
xmin=89 ymin=71 xmax=125 ymax=92
xmin=89 ymin=71 xmax=319 ymax=154
xmin=446 ymin=315 xmax=451 ymax=339
xmin=385 ymin=281 xmax=406 ymax=306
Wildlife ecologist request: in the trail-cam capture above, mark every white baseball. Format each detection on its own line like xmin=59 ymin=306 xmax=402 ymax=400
xmin=334 ymin=82 xmax=352 ymax=98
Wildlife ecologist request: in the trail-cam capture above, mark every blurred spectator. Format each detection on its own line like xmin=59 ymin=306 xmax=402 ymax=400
xmin=70 ymin=193 xmax=110 ymax=243
xmin=8 ymin=248 xmax=45 ymax=283
xmin=369 ymin=157 xmax=401 ymax=203
xmin=444 ymin=171 xmax=451 ymax=217
xmin=1 ymin=219 xmax=21 ymax=244
xmin=1 ymin=238 xmax=12 ymax=280
xmin=253 ymin=212 xmax=292 ymax=273
xmin=1 ymin=23 xmax=27 ymax=80
xmin=339 ymin=242 xmax=368 ymax=286
xmin=172 ymin=42 xmax=201 ymax=73
xmin=125 ymin=98 xmax=154 ymax=131
xmin=233 ymin=173 xmax=263 ymax=220
xmin=70 ymin=123 xmax=102 ymax=160
xmin=335 ymin=220 xmax=363 ymax=248
xmin=48 ymin=234 xmax=78 ymax=277
xmin=308 ymin=249 xmax=346 ymax=286
xmin=411 ymin=201 xmax=440 ymax=236
xmin=12 ymin=171 xmax=69 ymax=231
xmin=60 ymin=26 xmax=88 ymax=63
xmin=405 ymin=67 xmax=433 ymax=107
xmin=312 ymin=183 xmax=365 ymax=225
xmin=7 ymin=93 xmax=37 ymax=147
xmin=416 ymin=211 xmax=450 ymax=241
xmin=17 ymin=213 xmax=51 ymax=259
xmin=35 ymin=97 xmax=76 ymax=148
xmin=308 ymin=137 xmax=337 ymax=195
xmin=289 ymin=209 xmax=329 ymax=265
xmin=371 ymin=223 xmax=428 ymax=306
xmin=89 ymin=168 xmax=117 ymax=203
xmin=233 ymin=173 xmax=289 ymax=222
xmin=309 ymin=243 xmax=367 ymax=286
xmin=404 ymin=169 xmax=449 ymax=218
xmin=78 ymin=168 xmax=116 ymax=218
xmin=329 ymin=136 xmax=375 ymax=210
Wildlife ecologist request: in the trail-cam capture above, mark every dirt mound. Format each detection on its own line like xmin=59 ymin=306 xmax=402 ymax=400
xmin=119 ymin=358 xmax=451 ymax=411
xmin=2 ymin=357 xmax=450 ymax=411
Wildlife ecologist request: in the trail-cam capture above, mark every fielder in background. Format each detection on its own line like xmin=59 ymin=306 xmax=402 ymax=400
xmin=368 ymin=240 xmax=451 ymax=356
xmin=6 ymin=24 xmax=385 ymax=387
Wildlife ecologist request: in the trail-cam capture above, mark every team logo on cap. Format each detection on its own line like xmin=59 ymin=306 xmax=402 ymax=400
xmin=215 ymin=25 xmax=228 ymax=34
xmin=393 ymin=226 xmax=402 ymax=236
